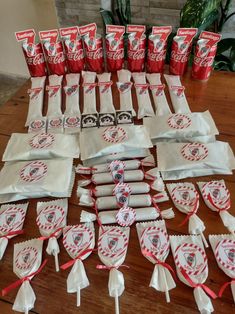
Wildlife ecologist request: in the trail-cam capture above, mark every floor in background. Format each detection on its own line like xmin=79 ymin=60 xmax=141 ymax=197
xmin=0 ymin=74 xmax=27 ymax=105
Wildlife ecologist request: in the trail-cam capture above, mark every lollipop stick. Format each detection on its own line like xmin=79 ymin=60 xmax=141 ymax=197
xmin=231 ymin=282 xmax=235 ymax=303
xmin=200 ymin=231 xmax=209 ymax=248
xmin=77 ymin=287 xmax=81 ymax=307
xmin=25 ymin=310 xmax=28 ymax=314
xmin=55 ymin=253 xmax=59 ymax=272
xmin=162 ymin=271 xmax=170 ymax=303
xmin=115 ymin=293 xmax=119 ymax=314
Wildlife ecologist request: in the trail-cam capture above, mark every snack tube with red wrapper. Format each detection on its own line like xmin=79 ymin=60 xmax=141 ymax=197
xmin=36 ymin=198 xmax=68 ymax=272
xmin=147 ymin=26 xmax=172 ymax=73
xmin=61 ymin=223 xmax=95 ymax=307
xmin=97 ymin=226 xmax=130 ymax=314
xmin=146 ymin=73 xmax=171 ymax=116
xmin=106 ymin=25 xmax=125 ymax=72
xmin=192 ymin=31 xmax=222 ymax=81
xmin=132 ymin=72 xmax=155 ymax=119
xmin=39 ymin=29 xmax=66 ymax=75
xmin=59 ymin=26 xmax=85 ymax=73
xmin=1 ymin=238 xmax=46 ymax=314
xmin=64 ymin=73 xmax=81 ymax=133
xmin=169 ymin=28 xmax=197 ymax=75
xmin=117 ymin=69 xmax=136 ymax=116
xmin=136 ymin=220 xmax=176 ymax=302
xmin=167 ymin=183 xmax=208 ymax=247
xmin=0 ymin=203 xmax=28 ymax=260
xmin=15 ymin=29 xmax=47 ymax=77
xmin=82 ymin=71 xmax=97 ymax=114
xmin=170 ymin=235 xmax=216 ymax=314
xmin=164 ymin=74 xmax=191 ymax=113
xmin=209 ymin=234 xmax=235 ymax=303
xmin=127 ymin=25 xmax=146 ymax=72
xmin=197 ymin=180 xmax=235 ymax=234
xmin=97 ymin=72 xmax=115 ymax=113
xmin=80 ymin=23 xmax=104 ymax=73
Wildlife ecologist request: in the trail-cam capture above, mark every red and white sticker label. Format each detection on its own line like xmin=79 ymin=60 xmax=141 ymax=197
xmin=149 ymin=84 xmax=165 ymax=96
xmin=48 ymin=117 xmax=63 ymax=129
xmin=175 ymin=242 xmax=207 ymax=276
xmin=15 ymin=246 xmax=38 ymax=270
xmin=197 ymin=31 xmax=221 ymax=58
xmin=103 ymin=126 xmax=127 ymax=143
xmin=98 ymin=227 xmax=128 ymax=259
xmin=109 ymin=160 xmax=125 ymax=184
xmin=106 ymin=25 xmax=125 ymax=51
xmin=64 ymin=85 xmax=79 ymax=96
xmin=98 ymin=81 xmax=113 ymax=93
xmin=116 ymin=207 xmax=136 ymax=226
xmin=83 ymin=82 xmax=97 ymax=94
xmin=135 ymin=83 xmax=149 ymax=95
xmin=36 ymin=205 xmax=65 ymax=231
xmin=29 ymin=119 xmax=46 ymax=132
xmin=20 ymin=161 xmax=47 ymax=183
xmin=181 ymin=143 xmax=208 ymax=161
xmin=127 ymin=25 xmax=145 ymax=38
xmin=171 ymin=185 xmax=199 ymax=207
xmin=201 ymin=181 xmax=230 ymax=208
xmin=64 ymin=116 xmax=80 ymax=128
xmin=170 ymin=85 xmax=185 ymax=97
xmin=215 ymin=239 xmax=235 ymax=271
xmin=29 ymin=133 xmax=55 ymax=149
xmin=168 ymin=114 xmax=191 ymax=129
xmin=59 ymin=26 xmax=80 ymax=41
xmin=15 ymin=29 xmax=36 ymax=44
xmin=27 ymin=87 xmax=42 ymax=100
xmin=46 ymin=85 xmax=61 ymax=97
xmin=152 ymin=26 xmax=172 ymax=37
xmin=113 ymin=183 xmax=131 ymax=207
xmin=116 ymin=82 xmax=132 ymax=94
xmin=0 ymin=206 xmax=26 ymax=233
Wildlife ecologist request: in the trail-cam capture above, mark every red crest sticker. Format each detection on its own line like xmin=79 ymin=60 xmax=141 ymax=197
xmin=116 ymin=207 xmax=136 ymax=226
xmin=29 ymin=133 xmax=55 ymax=149
xmin=215 ymin=239 xmax=235 ymax=271
xmin=171 ymin=185 xmax=199 ymax=206
xmin=20 ymin=161 xmax=47 ymax=183
xmin=168 ymin=114 xmax=191 ymax=129
xmin=36 ymin=205 xmax=65 ymax=231
xmin=15 ymin=246 xmax=38 ymax=270
xmin=181 ymin=143 xmax=208 ymax=161
xmin=103 ymin=126 xmax=127 ymax=143
xmin=0 ymin=206 xmax=26 ymax=233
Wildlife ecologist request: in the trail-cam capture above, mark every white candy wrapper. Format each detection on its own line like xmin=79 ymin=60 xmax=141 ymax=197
xmin=1 ymin=238 xmax=46 ymax=314
xmin=64 ymin=73 xmax=81 ymax=134
xmin=80 ymin=125 xmax=152 ymax=161
xmin=26 ymin=76 xmax=46 ymax=127
xmin=0 ymin=158 xmax=74 ymax=204
xmin=61 ymin=223 xmax=95 ymax=306
xmin=3 ymin=132 xmax=80 ymax=161
xmin=157 ymin=141 xmax=235 ymax=180
xmin=143 ymin=111 xmax=218 ymax=144
xmin=209 ymin=234 xmax=235 ymax=303
xmin=46 ymin=75 xmax=63 ymax=133
xmin=117 ymin=69 xmax=136 ymax=116
xmin=170 ymin=235 xmax=216 ymax=314
xmin=97 ymin=72 xmax=115 ymax=113
xmin=0 ymin=203 xmax=28 ymax=260
xmin=164 ymin=74 xmax=191 ymax=113
xmin=167 ymin=183 xmax=208 ymax=247
xmin=132 ymin=72 xmax=155 ymax=119
xmin=145 ymin=167 xmax=165 ymax=192
xmin=136 ymin=220 xmax=176 ymax=302
xmin=198 ymin=180 xmax=235 ymax=234
xmin=36 ymin=198 xmax=68 ymax=272
xmin=146 ymin=73 xmax=171 ymax=116
xmin=82 ymin=71 xmax=97 ymax=114
xmin=97 ymin=226 xmax=130 ymax=314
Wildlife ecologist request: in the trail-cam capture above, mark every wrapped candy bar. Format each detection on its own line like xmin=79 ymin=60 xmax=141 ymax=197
xmin=63 ymin=73 xmax=81 ymax=133
xmin=156 ymin=141 xmax=235 ymax=180
xmin=3 ymin=132 xmax=80 ymax=161
xmin=164 ymin=74 xmax=191 ymax=113
xmin=127 ymin=25 xmax=146 ymax=72
xmin=46 ymin=74 xmax=63 ymax=133
xmin=36 ymin=198 xmax=68 ymax=272
xmin=106 ymin=25 xmax=125 ymax=72
xmin=143 ymin=111 xmax=218 ymax=144
xmin=0 ymin=203 xmax=28 ymax=260
xmin=167 ymin=183 xmax=208 ymax=247
xmin=97 ymin=226 xmax=130 ymax=314
xmin=198 ymin=180 xmax=235 ymax=234
xmin=0 ymin=158 xmax=74 ymax=204
xmin=1 ymin=238 xmax=47 ymax=313
xmin=170 ymin=235 xmax=217 ymax=314
xmin=61 ymin=223 xmax=95 ymax=306
xmin=146 ymin=73 xmax=171 ymax=116
xmin=136 ymin=220 xmax=176 ymax=302
xmin=209 ymin=234 xmax=235 ymax=302
xmin=80 ymin=125 xmax=152 ymax=161
xmin=132 ymin=72 xmax=155 ymax=119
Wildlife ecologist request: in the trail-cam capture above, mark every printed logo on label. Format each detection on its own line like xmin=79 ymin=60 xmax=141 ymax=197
xmin=116 ymin=82 xmax=132 ymax=94
xmin=29 ymin=119 xmax=46 ymax=132
xmin=170 ymin=85 xmax=185 ymax=97
xmin=116 ymin=110 xmax=133 ymax=125
xmin=171 ymin=185 xmax=199 ymax=207
xmin=215 ymin=239 xmax=235 ymax=271
xmin=99 ymin=113 xmax=116 ymax=127
xmin=64 ymin=116 xmax=80 ymax=128
xmin=116 ymin=207 xmax=136 ymax=226
xmin=202 ymin=181 xmax=230 ymax=208
xmin=36 ymin=205 xmax=65 ymax=230
xmin=149 ymin=84 xmax=165 ymax=96
xmin=168 ymin=114 xmax=192 ymax=129
xmin=20 ymin=161 xmax=47 ymax=183
xmin=81 ymin=113 xmax=99 ymax=128
xmin=181 ymin=143 xmax=208 ymax=161
xmin=0 ymin=206 xmax=26 ymax=233
xmin=103 ymin=126 xmax=127 ymax=143
xmin=48 ymin=117 xmax=63 ymax=129
xmin=29 ymin=133 xmax=55 ymax=149
xmin=15 ymin=247 xmax=38 ymax=270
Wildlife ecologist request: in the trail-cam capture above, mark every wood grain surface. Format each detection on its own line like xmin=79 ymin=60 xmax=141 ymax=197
xmin=0 ymin=67 xmax=234 ymax=314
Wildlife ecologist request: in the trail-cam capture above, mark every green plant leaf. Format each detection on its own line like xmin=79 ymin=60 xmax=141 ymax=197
xmin=197 ymin=9 xmax=219 ymax=33
xmin=100 ymin=9 xmax=116 ymax=25
xmin=116 ymin=0 xmax=131 ymax=26
xmin=230 ymin=45 xmax=235 ymax=71
xmin=216 ymin=38 xmax=235 ymax=55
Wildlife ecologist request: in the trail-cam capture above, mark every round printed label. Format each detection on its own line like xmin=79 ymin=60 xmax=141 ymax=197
xmin=168 ymin=114 xmax=191 ymax=129
xmin=20 ymin=161 xmax=47 ymax=183
xmin=0 ymin=206 xmax=26 ymax=233
xmin=171 ymin=185 xmax=199 ymax=206
xmin=36 ymin=205 xmax=65 ymax=231
xmin=103 ymin=127 xmax=127 ymax=143
xmin=175 ymin=243 xmax=207 ymax=275
xmin=15 ymin=246 xmax=38 ymax=270
xmin=116 ymin=207 xmax=136 ymax=226
xmin=215 ymin=239 xmax=235 ymax=271
xmin=48 ymin=117 xmax=63 ymax=128
xmin=29 ymin=133 xmax=55 ymax=149
xmin=98 ymin=227 xmax=128 ymax=259
xmin=202 ymin=181 xmax=230 ymax=207
xmin=181 ymin=143 xmax=208 ymax=161
xmin=64 ymin=116 xmax=80 ymax=128
xmin=29 ymin=119 xmax=45 ymax=131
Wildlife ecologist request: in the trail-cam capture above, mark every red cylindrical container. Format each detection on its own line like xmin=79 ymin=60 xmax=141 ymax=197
xmin=147 ymin=34 xmax=167 ymax=73
xmin=192 ymin=45 xmax=217 ymax=81
xmin=83 ymin=34 xmax=104 ymax=73
xmin=127 ymin=35 xmax=146 ymax=72
xmin=169 ymin=37 xmax=192 ymax=75
xmin=105 ymin=34 xmax=124 ymax=72
xmin=64 ymin=37 xmax=85 ymax=73
xmin=22 ymin=43 xmax=47 ymax=77
xmin=43 ymin=41 xmax=67 ymax=75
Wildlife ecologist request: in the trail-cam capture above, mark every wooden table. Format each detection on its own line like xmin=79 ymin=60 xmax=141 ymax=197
xmin=0 ymin=69 xmax=234 ymax=314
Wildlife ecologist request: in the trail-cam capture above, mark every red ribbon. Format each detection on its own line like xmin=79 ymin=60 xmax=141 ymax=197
xmin=0 ymin=229 xmax=24 ymax=239
xmin=180 ymin=268 xmax=217 ymax=299
xmin=218 ymin=279 xmax=235 ymax=297
xmin=38 ymin=227 xmax=63 ymax=241
xmin=96 ymin=264 xmax=129 ymax=271
xmin=60 ymin=248 xmax=97 ymax=270
xmin=1 ymin=259 xmax=48 ymax=296
xmin=93 ymin=203 xmax=105 ymax=233
xmin=178 ymin=198 xmax=199 ymax=227
xmin=207 ymin=194 xmax=230 ymax=213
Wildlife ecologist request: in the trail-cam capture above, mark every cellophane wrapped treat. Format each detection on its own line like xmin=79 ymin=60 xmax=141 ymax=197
xmin=36 ymin=198 xmax=68 ymax=272
xmin=61 ymin=223 xmax=95 ymax=306
xmin=127 ymin=25 xmax=146 ymax=72
xmin=198 ymin=180 xmax=235 ymax=234
xmin=170 ymin=235 xmax=216 ymax=314
xmin=136 ymin=220 xmax=176 ymax=302
xmin=106 ymin=25 xmax=125 ymax=72
xmin=0 ymin=203 xmax=28 ymax=260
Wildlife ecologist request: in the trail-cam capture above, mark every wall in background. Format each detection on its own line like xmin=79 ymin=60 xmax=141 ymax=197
xmin=0 ymin=0 xmax=58 ymax=77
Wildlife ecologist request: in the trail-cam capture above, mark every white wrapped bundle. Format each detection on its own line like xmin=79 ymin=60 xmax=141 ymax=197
xmin=97 ymin=72 xmax=115 ymax=113
xmin=3 ymin=132 xmax=80 ymax=161
xmin=117 ymin=69 xmax=136 ymax=116
xmin=143 ymin=111 xmax=218 ymax=144
xmin=82 ymin=71 xmax=97 ymax=114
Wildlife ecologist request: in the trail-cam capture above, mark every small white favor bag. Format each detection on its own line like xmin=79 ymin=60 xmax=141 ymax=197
xmin=117 ymin=69 xmax=136 ymax=116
